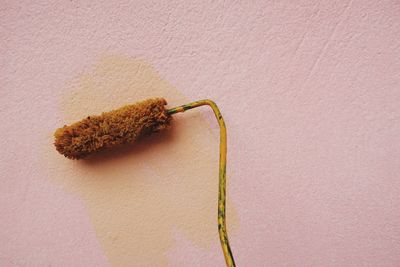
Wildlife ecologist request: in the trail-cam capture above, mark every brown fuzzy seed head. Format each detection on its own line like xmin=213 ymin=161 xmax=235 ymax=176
xmin=54 ymin=98 xmax=171 ymax=159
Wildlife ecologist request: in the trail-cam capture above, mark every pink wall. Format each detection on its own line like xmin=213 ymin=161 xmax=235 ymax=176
xmin=1 ymin=1 xmax=400 ymax=266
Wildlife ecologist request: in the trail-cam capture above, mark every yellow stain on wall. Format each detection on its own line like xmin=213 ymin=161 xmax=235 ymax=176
xmin=49 ymin=54 xmax=237 ymax=266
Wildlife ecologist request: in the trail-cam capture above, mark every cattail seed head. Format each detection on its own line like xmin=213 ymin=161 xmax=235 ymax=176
xmin=54 ymin=98 xmax=171 ymax=159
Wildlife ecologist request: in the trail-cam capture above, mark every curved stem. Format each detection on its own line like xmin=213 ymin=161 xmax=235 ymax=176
xmin=167 ymin=100 xmax=236 ymax=267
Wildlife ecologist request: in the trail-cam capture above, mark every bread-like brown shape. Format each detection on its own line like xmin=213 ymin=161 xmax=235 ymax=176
xmin=54 ymin=98 xmax=171 ymax=159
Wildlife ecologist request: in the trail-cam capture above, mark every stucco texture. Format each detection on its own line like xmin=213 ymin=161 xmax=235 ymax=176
xmin=1 ymin=1 xmax=400 ymax=266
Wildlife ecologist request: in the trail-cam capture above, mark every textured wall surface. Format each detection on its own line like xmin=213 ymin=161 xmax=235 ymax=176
xmin=1 ymin=1 xmax=400 ymax=266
